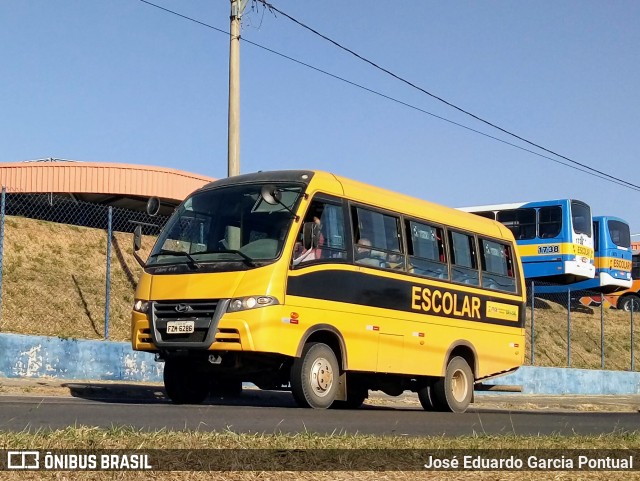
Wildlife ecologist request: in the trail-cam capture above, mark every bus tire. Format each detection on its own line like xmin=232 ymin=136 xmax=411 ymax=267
xmin=211 ymin=378 xmax=243 ymax=398
xmin=431 ymin=356 xmax=473 ymax=413
xmin=619 ymin=294 xmax=640 ymax=313
xmin=417 ymin=382 xmax=435 ymax=411
xmin=291 ymin=342 xmax=339 ymax=409
xmin=163 ymin=359 xmax=209 ymax=405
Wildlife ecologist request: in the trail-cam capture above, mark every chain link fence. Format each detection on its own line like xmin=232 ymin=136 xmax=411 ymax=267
xmin=525 ymin=280 xmax=637 ymax=371
xmin=0 ymin=189 xmax=168 ymax=341
xmin=0 ymin=189 xmax=637 ymax=371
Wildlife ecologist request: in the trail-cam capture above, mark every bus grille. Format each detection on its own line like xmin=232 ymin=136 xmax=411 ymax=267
xmin=154 ymin=300 xmax=219 ymax=319
xmin=153 ymin=300 xmax=219 ymax=344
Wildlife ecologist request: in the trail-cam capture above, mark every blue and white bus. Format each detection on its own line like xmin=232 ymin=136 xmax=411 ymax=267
xmin=589 ymin=215 xmax=632 ymax=292
xmin=458 ymin=199 xmax=594 ymax=284
xmin=532 ymin=215 xmax=632 ymax=296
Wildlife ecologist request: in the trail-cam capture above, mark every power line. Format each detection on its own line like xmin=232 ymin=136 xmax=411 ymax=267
xmin=255 ymin=0 xmax=640 ymax=192
xmin=240 ymin=41 xmax=637 ymax=191
xmin=138 ymin=0 xmax=228 ymax=34
xmin=135 ymin=0 xmax=640 ymax=192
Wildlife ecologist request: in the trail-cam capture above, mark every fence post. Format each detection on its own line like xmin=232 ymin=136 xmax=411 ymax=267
xmin=530 ymin=280 xmax=535 ymax=365
xmin=600 ymin=298 xmax=605 ymax=369
xmin=567 ymin=287 xmax=571 ymax=367
xmin=104 ymin=206 xmax=113 ymax=340
xmin=0 ymin=187 xmax=5 ymax=326
xmin=632 ymin=303 xmax=635 ymax=371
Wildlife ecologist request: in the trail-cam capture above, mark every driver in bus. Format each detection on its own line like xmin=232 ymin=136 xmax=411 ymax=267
xmin=293 ymin=212 xmax=324 ymax=265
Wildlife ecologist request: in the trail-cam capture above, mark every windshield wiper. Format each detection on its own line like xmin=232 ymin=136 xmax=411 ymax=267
xmin=149 ymin=249 xmax=202 ymax=270
xmin=214 ymin=249 xmax=257 ymax=267
xmin=149 ymin=248 xmax=257 ymax=268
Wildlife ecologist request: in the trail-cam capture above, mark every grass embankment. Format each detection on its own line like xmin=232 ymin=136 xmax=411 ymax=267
xmin=1 ymin=215 xmax=638 ymax=370
xmin=525 ymin=297 xmax=640 ymax=371
xmin=1 ymin=216 xmax=152 ymax=341
xmin=0 ymin=429 xmax=638 ymax=480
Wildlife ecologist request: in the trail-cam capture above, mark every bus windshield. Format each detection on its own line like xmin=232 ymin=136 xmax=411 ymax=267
xmin=608 ymin=220 xmax=631 ymax=248
xmin=571 ymin=201 xmax=591 ymax=236
xmin=147 ymin=182 xmax=304 ymax=270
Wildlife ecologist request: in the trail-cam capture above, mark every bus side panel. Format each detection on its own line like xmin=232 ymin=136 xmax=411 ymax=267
xmin=284 ymin=295 xmax=524 ymax=378
xmin=286 ymin=266 xmax=525 ymax=377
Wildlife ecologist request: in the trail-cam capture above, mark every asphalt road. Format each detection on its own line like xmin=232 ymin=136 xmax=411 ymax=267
xmin=0 ymin=386 xmax=638 ymax=436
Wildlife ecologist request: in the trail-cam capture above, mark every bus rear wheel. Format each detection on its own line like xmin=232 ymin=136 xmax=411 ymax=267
xmin=417 ymin=381 xmax=435 ymax=411
xmin=291 ymin=342 xmax=339 ymax=409
xmin=431 ymin=356 xmax=473 ymax=413
xmin=619 ymin=295 xmax=640 ymax=313
xmin=163 ymin=358 xmax=210 ymax=405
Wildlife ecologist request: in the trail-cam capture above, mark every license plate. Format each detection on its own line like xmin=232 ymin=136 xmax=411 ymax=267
xmin=166 ymin=320 xmax=195 ymax=334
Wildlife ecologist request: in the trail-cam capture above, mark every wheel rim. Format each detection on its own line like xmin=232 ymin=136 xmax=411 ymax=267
xmin=310 ymin=357 xmax=334 ymax=397
xmin=623 ymin=298 xmax=639 ymax=312
xmin=451 ymin=369 xmax=469 ymax=402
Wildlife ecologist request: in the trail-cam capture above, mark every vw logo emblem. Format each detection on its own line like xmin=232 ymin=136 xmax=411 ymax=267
xmin=175 ymin=304 xmax=193 ymax=313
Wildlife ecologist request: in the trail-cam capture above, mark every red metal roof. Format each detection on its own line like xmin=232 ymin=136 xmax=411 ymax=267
xmin=0 ymin=160 xmax=215 ymax=203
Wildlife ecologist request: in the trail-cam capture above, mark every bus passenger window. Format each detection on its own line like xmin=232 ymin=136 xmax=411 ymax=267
xmin=406 ymin=220 xmax=447 ymax=279
xmin=538 ymin=206 xmax=562 ymax=239
xmin=355 ymin=238 xmax=382 ymax=267
xmin=449 ymin=231 xmax=479 ymax=286
xmin=352 ymin=207 xmax=404 ymax=270
xmin=480 ymin=239 xmax=516 ymax=292
xmin=497 ymin=209 xmax=536 ymax=240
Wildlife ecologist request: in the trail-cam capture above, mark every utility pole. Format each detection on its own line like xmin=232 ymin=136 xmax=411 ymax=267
xmin=228 ymin=0 xmax=247 ymax=177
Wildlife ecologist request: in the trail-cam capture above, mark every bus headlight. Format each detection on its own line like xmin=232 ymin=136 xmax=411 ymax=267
xmin=227 ymin=296 xmax=279 ymax=312
xmin=133 ymin=299 xmax=150 ymax=313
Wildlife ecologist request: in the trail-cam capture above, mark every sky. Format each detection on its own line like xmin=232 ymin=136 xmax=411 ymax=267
xmin=1 ymin=1 xmax=639 ymax=233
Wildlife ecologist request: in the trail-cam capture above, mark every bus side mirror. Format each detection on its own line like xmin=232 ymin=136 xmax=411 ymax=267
xmin=147 ymin=196 xmax=161 ymax=217
xmin=302 ymin=222 xmax=320 ymax=249
xmin=133 ymin=225 xmax=142 ymax=252
xmin=132 ymin=225 xmax=146 ymax=267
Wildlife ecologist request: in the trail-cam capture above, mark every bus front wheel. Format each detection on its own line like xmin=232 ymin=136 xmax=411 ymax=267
xmin=619 ymin=294 xmax=640 ymax=313
xmin=431 ymin=356 xmax=473 ymax=413
xmin=291 ymin=342 xmax=339 ymax=409
xmin=211 ymin=378 xmax=243 ymax=398
xmin=163 ymin=358 xmax=210 ymax=405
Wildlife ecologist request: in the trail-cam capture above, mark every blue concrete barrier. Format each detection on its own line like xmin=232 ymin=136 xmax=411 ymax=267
xmin=486 ymin=365 xmax=640 ymax=395
xmin=1 ymin=332 xmax=639 ymax=395
xmin=0 ymin=333 xmax=162 ymax=382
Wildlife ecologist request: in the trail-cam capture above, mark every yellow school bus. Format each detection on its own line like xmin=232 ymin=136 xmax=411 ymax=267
xmin=131 ymin=170 xmax=526 ymax=412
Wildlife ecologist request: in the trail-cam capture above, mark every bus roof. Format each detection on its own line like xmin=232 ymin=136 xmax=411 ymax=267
xmin=458 ymin=199 xmax=589 ymax=212
xmin=593 ymin=215 xmax=629 ymax=224
xmin=198 ymin=170 xmax=510 ymax=241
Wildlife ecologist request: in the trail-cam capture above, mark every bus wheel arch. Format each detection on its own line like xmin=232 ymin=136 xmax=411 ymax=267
xmin=292 ymin=326 xmax=348 ymax=408
xmin=440 ymin=342 xmax=478 ymax=379
xmin=295 ymin=325 xmax=347 ymax=371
